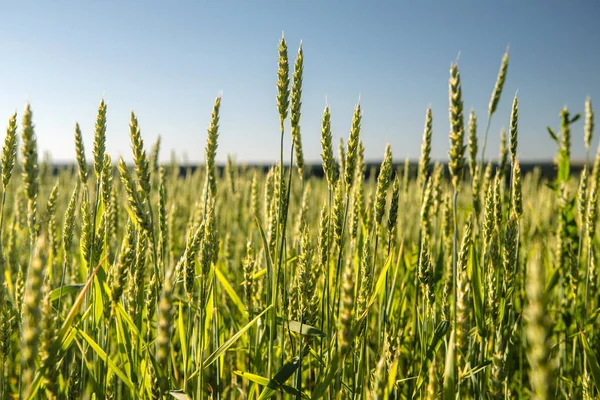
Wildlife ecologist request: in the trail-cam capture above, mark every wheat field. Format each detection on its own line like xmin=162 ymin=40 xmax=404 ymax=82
xmin=0 ymin=36 xmax=598 ymax=399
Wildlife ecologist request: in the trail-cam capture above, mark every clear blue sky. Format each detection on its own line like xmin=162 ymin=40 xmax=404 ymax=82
xmin=0 ymin=1 xmax=599 ymax=164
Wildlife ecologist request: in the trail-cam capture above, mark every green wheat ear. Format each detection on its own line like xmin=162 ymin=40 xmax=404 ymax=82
xmin=206 ymin=95 xmax=221 ymax=199
xmin=129 ymin=111 xmax=151 ymax=198
xmin=276 ymin=33 xmax=290 ymax=132
xmin=418 ymin=107 xmax=433 ymax=188
xmin=320 ymin=104 xmax=336 ymax=189
xmin=345 ymin=103 xmax=362 ymax=189
xmin=74 ymin=123 xmax=88 ymax=186
xmin=374 ymin=143 xmax=393 ymax=230
xmin=585 ymin=97 xmax=594 ymax=155
xmin=21 ymin=104 xmax=39 ymax=203
xmin=93 ymin=98 xmax=107 ymax=180
xmin=488 ymin=48 xmax=509 ymax=117
xmin=448 ymin=63 xmax=465 ymax=190
xmin=290 ymin=42 xmax=304 ymax=178
xmin=2 ymin=112 xmax=18 ymax=190
xmin=468 ymin=109 xmax=477 ymax=177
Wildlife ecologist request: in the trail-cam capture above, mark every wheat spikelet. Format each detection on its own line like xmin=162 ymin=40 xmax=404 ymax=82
xmin=93 ymin=98 xmax=107 ymax=179
xmin=585 ymin=96 xmax=594 ymax=153
xmin=276 ymin=34 xmax=290 ymax=132
xmin=509 ymin=94 xmax=519 ymax=164
xmin=206 ymin=96 xmax=221 ymax=198
xmin=290 ymin=42 xmax=304 ymax=177
xmin=468 ymin=109 xmax=478 ymax=177
xmin=448 ymin=63 xmax=465 ymax=189
xmin=345 ymin=104 xmax=362 ymax=189
xmin=320 ymin=104 xmax=337 ymax=189
xmin=2 ymin=112 xmax=18 ymax=190
xmin=488 ymin=49 xmax=509 ymax=117
xmin=418 ymin=107 xmax=433 ymax=187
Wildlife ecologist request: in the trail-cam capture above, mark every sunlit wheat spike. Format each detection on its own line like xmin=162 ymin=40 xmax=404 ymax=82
xmin=498 ymin=128 xmax=508 ymax=179
xmin=332 ymin=180 xmax=344 ymax=250
xmin=151 ymin=135 xmax=161 ymax=173
xmin=118 ymin=157 xmax=150 ymax=232
xmin=321 ymin=104 xmax=337 ymax=189
xmin=387 ymin=175 xmax=400 ymax=248
xmin=242 ymin=241 xmax=255 ymax=315
xmin=585 ymin=96 xmax=594 ymax=154
xmin=21 ymin=103 xmax=39 ymax=203
xmin=2 ymin=112 xmax=18 ymax=190
xmin=338 ymin=137 xmax=346 ymax=183
xmin=559 ymin=107 xmax=573 ymax=161
xmin=512 ymin=160 xmax=523 ymax=218
xmin=345 ymin=103 xmax=362 ymax=188
xmin=290 ymin=42 xmax=304 ymax=178
xmin=488 ymin=49 xmax=509 ymax=117
xmin=509 ymin=93 xmax=519 ymax=163
xmin=47 ymin=179 xmax=60 ymax=257
xmin=418 ymin=107 xmax=433 ymax=187
xmin=129 ymin=111 xmax=151 ymax=198
xmin=586 ymin=181 xmax=598 ymax=241
xmin=206 ymin=95 xmax=221 ymax=198
xmin=158 ymin=166 xmax=168 ymax=264
xmin=184 ymin=223 xmax=203 ymax=298
xmin=468 ymin=109 xmax=477 ymax=176
xmin=74 ymin=123 xmax=88 ymax=187
xmin=374 ymin=143 xmax=393 ymax=229
xmin=578 ymin=166 xmax=589 ymax=226
xmin=62 ymin=185 xmax=78 ymax=254
xmin=101 ymin=153 xmax=113 ymax=207
xmin=448 ymin=63 xmax=465 ymax=189
xmin=93 ymin=98 xmax=107 ymax=179
xmin=276 ymin=33 xmax=290 ymax=132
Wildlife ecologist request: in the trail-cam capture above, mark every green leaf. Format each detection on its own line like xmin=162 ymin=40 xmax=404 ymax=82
xmin=357 ymin=252 xmax=393 ymax=322
xmin=258 ymin=356 xmax=303 ymax=399
xmin=471 ymin=246 xmax=485 ymax=337
xmin=276 ymin=318 xmax=326 ymax=338
xmin=255 ymin=216 xmax=274 ymax=304
xmin=178 ymin=302 xmax=187 ymax=371
xmin=443 ymin=329 xmax=456 ymax=400
xmin=215 ymin=266 xmax=247 ymax=317
xmin=93 ymin=275 xmax=105 ymax=327
xmin=416 ymin=320 xmax=449 ymax=390
xmin=252 ymin=268 xmax=267 ymax=280
xmin=311 ymin=352 xmax=340 ymax=400
xmin=116 ymin=303 xmax=141 ymax=337
xmin=76 ymin=328 xmax=134 ymax=390
xmin=49 ymin=284 xmax=84 ymax=302
xmin=234 ymin=371 xmax=307 ymax=398
xmin=203 ymin=305 xmax=272 ymax=368
xmin=545 ymin=267 xmax=560 ymax=295
xmin=570 ymin=113 xmax=581 ymax=124
xmin=547 ymin=127 xmax=558 ymax=142
xmin=169 ymin=390 xmax=192 ymax=400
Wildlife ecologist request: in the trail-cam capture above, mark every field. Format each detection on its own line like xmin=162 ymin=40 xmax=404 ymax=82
xmin=0 ymin=37 xmax=599 ymax=399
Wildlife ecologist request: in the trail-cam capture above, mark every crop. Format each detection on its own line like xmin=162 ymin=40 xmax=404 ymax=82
xmin=0 ymin=36 xmax=598 ymax=400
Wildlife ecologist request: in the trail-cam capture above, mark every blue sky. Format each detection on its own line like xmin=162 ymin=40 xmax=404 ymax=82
xmin=0 ymin=1 xmax=599 ymax=164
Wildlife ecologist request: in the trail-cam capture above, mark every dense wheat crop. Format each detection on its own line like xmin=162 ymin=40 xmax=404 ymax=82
xmin=0 ymin=36 xmax=598 ymax=399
